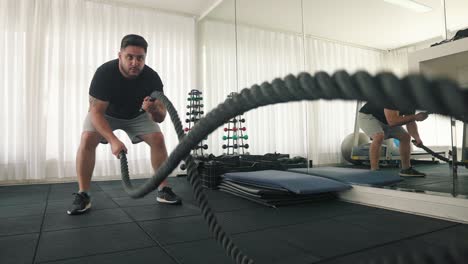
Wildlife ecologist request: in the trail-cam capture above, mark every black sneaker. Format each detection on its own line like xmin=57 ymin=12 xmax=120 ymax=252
xmin=157 ymin=187 xmax=182 ymax=205
xmin=67 ymin=192 xmax=91 ymax=215
xmin=399 ymin=167 xmax=426 ymax=177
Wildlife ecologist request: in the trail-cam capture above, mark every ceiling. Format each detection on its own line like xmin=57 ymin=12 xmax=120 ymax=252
xmin=206 ymin=0 xmax=468 ymax=50
xmin=105 ymin=0 xmax=219 ymax=16
xmin=106 ymin=0 xmax=468 ymax=50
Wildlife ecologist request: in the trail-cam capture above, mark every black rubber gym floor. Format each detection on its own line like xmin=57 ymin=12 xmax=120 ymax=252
xmin=1 ymin=176 xmax=467 ymax=264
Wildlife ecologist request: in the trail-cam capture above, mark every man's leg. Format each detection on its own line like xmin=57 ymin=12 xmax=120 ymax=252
xmin=358 ymin=113 xmax=385 ymax=171
xmin=369 ymin=132 xmax=384 ymax=170
xmin=393 ymin=131 xmax=411 ymax=169
xmin=139 ymin=132 xmax=181 ymax=204
xmin=139 ymin=132 xmax=168 ymax=186
xmin=68 ymin=131 xmax=101 ymax=215
xmin=76 ymin=131 xmax=101 ymax=192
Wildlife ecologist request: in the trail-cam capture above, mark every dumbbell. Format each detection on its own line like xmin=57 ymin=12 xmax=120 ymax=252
xmin=222 ymin=144 xmax=237 ymax=149
xmin=222 ymin=135 xmax=248 ymax=140
xmin=187 ymin=104 xmax=204 ymax=108
xmin=187 ymin=110 xmax=204 ymax=115
xmin=235 ymin=144 xmax=249 ymax=149
xmin=184 ymin=127 xmax=191 ymax=132
xmin=237 ymin=135 xmax=248 ymax=140
xmin=187 ymin=97 xmax=203 ymax=101
xmin=188 ymin=90 xmax=202 ymax=95
xmin=228 ymin=118 xmax=245 ymax=123
xmin=224 ymin=127 xmax=246 ymax=132
xmin=185 ymin=117 xmax=200 ymax=123
xmin=194 ymin=144 xmax=208 ymax=150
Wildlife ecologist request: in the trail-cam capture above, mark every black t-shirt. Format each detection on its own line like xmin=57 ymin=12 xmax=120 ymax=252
xmin=359 ymin=102 xmax=414 ymax=125
xmin=89 ymin=59 xmax=164 ymax=119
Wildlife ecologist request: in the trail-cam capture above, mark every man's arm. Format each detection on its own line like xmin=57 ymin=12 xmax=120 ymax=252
xmin=89 ymin=96 xmax=126 ymax=156
xmin=384 ymin=109 xmax=428 ymax=127
xmin=406 ymin=121 xmax=423 ymax=145
xmin=142 ymin=97 xmax=167 ymax=123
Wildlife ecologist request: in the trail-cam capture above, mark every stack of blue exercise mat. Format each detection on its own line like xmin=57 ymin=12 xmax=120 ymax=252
xmin=220 ymin=168 xmax=402 ymax=207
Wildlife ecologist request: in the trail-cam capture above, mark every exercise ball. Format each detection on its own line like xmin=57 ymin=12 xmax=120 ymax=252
xmin=341 ymin=132 xmax=370 ymax=164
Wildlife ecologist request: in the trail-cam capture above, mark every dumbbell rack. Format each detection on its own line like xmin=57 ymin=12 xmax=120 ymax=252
xmin=185 ymin=89 xmax=208 ymax=156
xmin=222 ymin=92 xmax=249 ymax=155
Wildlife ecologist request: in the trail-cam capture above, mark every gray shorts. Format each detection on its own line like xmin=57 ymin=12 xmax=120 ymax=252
xmin=358 ymin=113 xmax=406 ymax=139
xmin=83 ymin=112 xmax=161 ymax=144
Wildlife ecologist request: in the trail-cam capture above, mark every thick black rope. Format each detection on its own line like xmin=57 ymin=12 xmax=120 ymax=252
xmin=119 ymin=70 xmax=468 ymax=264
xmin=412 ymin=140 xmax=467 ymax=166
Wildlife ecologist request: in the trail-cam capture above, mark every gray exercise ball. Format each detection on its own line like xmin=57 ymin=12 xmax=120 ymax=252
xmin=341 ymin=132 xmax=370 ymax=164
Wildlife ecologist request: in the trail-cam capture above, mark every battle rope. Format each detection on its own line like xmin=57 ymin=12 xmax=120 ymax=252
xmin=119 ymin=70 xmax=468 ymax=264
xmin=412 ymin=140 xmax=466 ymax=166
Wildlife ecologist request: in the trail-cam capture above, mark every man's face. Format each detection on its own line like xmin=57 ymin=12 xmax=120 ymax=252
xmin=118 ymin=45 xmax=146 ymax=79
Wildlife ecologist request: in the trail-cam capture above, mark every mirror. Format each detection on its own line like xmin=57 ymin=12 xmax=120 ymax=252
xmin=443 ymin=0 xmax=468 ymax=197
xmin=197 ymin=0 xmax=237 ymax=157
xmin=235 ymin=0 xmax=309 ymax=169
xmin=301 ymin=0 xmax=461 ymax=197
xmin=200 ymin=0 xmax=467 ymax=200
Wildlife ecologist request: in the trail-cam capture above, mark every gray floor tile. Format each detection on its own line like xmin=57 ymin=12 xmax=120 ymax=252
xmin=123 ymin=203 xmax=200 ymax=221
xmin=0 ymin=203 xmax=46 ymax=218
xmin=0 ymin=215 xmax=43 ymax=236
xmin=332 ymin=208 xmax=457 ymax=237
xmin=165 ymin=239 xmax=233 ymax=264
xmin=38 ymin=246 xmax=177 ymax=264
xmin=35 ymin=223 xmax=156 ymax=263
xmin=0 ymin=233 xmax=39 ymax=264
xmin=43 ymin=208 xmax=133 ymax=231
xmin=139 ymin=215 xmax=212 ymax=245
xmin=232 ymin=229 xmax=322 ymax=264
xmin=275 ymin=219 xmax=405 ymax=258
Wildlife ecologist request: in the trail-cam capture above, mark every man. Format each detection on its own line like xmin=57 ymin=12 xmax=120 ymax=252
xmin=358 ymin=102 xmax=428 ymax=177
xmin=68 ymin=34 xmax=181 ymax=215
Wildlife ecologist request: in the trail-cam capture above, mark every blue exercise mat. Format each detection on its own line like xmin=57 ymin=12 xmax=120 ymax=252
xmin=289 ymin=167 xmax=402 ymax=186
xmin=222 ymin=170 xmax=351 ymax=195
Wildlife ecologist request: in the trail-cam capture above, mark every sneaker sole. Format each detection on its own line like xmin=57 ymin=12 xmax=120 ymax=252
xmin=157 ymin=197 xmax=182 ymax=204
xmin=67 ymin=203 xmax=92 ymax=215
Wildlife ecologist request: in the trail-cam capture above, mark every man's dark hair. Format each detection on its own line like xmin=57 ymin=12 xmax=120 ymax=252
xmin=121 ymin=34 xmax=148 ymax=53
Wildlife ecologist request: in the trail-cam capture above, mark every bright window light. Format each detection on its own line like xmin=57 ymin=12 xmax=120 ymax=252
xmin=384 ymin=0 xmax=432 ymax=13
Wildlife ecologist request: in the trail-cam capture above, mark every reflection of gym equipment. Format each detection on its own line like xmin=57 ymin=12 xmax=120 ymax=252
xmin=184 ymin=89 xmax=207 ymax=157
xmin=185 ymin=117 xmax=200 ymax=123
xmin=341 ymin=101 xmax=445 ymax=165
xmin=187 ymin=110 xmax=204 ymax=115
xmin=222 ymin=135 xmax=248 ymax=140
xmin=187 ymin=104 xmax=203 ymax=108
xmin=228 ymin=118 xmax=245 ymax=123
xmin=224 ymin=127 xmax=246 ymax=132
xmin=223 ymin=92 xmax=249 ymax=155
xmin=222 ymin=144 xmax=249 ymax=149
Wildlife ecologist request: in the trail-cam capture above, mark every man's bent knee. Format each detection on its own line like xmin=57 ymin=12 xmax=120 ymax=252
xmin=140 ymin=132 xmax=166 ymax=148
xmin=397 ymin=132 xmax=411 ymax=143
xmin=80 ymin=132 xmax=101 ymax=150
xmin=371 ymin=133 xmax=384 ymax=144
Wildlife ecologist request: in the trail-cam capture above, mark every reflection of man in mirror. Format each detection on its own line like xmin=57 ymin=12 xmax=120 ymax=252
xmin=358 ymin=102 xmax=428 ymax=177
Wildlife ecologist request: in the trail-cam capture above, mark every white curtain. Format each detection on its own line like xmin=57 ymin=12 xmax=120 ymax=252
xmin=198 ymin=19 xmax=238 ymax=156
xmin=0 ymin=0 xmax=196 ymax=182
xmin=200 ymin=20 xmax=308 ymax=158
xmin=236 ymin=25 xmax=307 ymax=157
